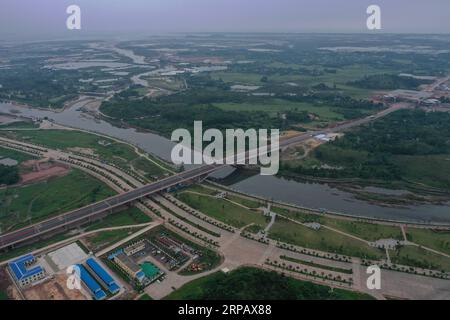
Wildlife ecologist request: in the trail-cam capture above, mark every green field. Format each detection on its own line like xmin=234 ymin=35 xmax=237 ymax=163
xmin=210 ymin=64 xmax=387 ymax=99
xmin=269 ymin=217 xmax=384 ymax=260
xmin=406 ymin=228 xmax=450 ymax=256
xmin=390 ymin=246 xmax=450 ymax=272
xmin=0 ymin=146 xmax=36 ymax=164
xmin=321 ymin=220 xmax=403 ymax=242
xmin=0 ymin=169 xmax=116 ymax=232
xmin=0 ymin=291 xmax=8 ymax=300
xmin=184 ymin=184 xmax=263 ymax=209
xmin=280 ymin=255 xmax=353 ymax=274
xmin=176 ymin=192 xmax=268 ymax=228
xmin=88 ymin=229 xmax=135 ymax=250
xmin=225 ymin=194 xmax=263 ymax=209
xmin=271 ymin=207 xmax=403 ymax=242
xmin=0 ymin=121 xmax=39 ymax=129
xmin=85 ymin=207 xmax=151 ymax=232
xmin=166 ymin=267 xmax=374 ymax=300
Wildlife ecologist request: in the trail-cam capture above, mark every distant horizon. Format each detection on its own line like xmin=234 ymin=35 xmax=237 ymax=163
xmin=2 ymin=31 xmax=450 ymax=44
xmin=1 ymin=0 xmax=450 ymax=41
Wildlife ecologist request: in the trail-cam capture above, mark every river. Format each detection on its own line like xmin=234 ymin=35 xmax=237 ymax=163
xmin=231 ymin=175 xmax=450 ymax=224
xmin=0 ymin=101 xmax=176 ymax=162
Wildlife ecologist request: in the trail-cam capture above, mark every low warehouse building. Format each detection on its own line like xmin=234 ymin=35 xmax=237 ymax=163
xmin=113 ymin=252 xmax=145 ymax=283
xmin=86 ymin=258 xmax=120 ymax=294
xmin=9 ymin=254 xmax=46 ymax=287
xmin=77 ymin=264 xmax=107 ymax=300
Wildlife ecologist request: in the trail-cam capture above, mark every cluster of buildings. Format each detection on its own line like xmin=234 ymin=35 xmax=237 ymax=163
xmin=369 ymin=239 xmax=405 ymax=250
xmin=108 ymin=239 xmax=163 ymax=287
xmin=76 ymin=258 xmax=120 ymax=300
xmin=8 ymin=243 xmax=122 ymax=301
xmin=382 ymin=89 xmax=440 ymax=107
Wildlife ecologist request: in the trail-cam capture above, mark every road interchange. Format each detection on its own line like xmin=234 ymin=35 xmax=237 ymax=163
xmin=0 ymin=103 xmax=409 ymax=250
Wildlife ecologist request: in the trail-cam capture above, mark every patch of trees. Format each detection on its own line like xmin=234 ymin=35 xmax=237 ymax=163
xmin=100 ymin=85 xmax=320 ymax=135
xmin=0 ymin=66 xmax=81 ymax=108
xmin=169 ymin=267 xmax=367 ymax=300
xmin=440 ymin=96 xmax=450 ymax=103
xmin=0 ymin=165 xmax=19 ymax=185
xmin=334 ymin=110 xmax=450 ymax=156
xmin=348 ymin=74 xmax=432 ymax=90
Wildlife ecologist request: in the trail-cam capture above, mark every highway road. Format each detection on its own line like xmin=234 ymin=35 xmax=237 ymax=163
xmin=0 ymin=103 xmax=408 ymax=250
xmin=0 ymin=164 xmax=223 ymax=249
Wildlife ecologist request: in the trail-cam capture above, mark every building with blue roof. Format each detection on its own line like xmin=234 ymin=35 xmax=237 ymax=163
xmin=77 ymin=264 xmax=106 ymax=300
xmin=8 ymin=254 xmax=45 ymax=287
xmin=136 ymin=271 xmax=146 ymax=282
xmin=86 ymin=258 xmax=120 ymax=294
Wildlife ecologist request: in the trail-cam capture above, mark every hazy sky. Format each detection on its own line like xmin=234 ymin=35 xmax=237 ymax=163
xmin=1 ymin=0 xmax=449 ymax=39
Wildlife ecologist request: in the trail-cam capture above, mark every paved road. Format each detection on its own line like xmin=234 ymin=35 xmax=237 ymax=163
xmin=0 ymin=103 xmax=408 ymax=250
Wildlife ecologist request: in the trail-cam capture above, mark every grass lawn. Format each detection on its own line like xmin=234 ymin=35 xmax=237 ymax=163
xmin=0 ymin=121 xmax=39 ymax=129
xmin=188 ymin=184 xmax=263 ymax=209
xmin=271 ymin=207 xmax=403 ymax=242
xmin=280 ymin=255 xmax=353 ymax=274
xmin=406 ymin=228 xmax=450 ymax=256
xmin=85 ymin=207 xmax=151 ymax=232
xmin=182 ymin=184 xmax=217 ymax=195
xmin=176 ymin=192 xmax=268 ymax=228
xmin=0 ymin=169 xmax=116 ymax=232
xmin=225 ymin=194 xmax=263 ymax=209
xmin=0 ymin=290 xmax=8 ymax=300
xmin=0 ymin=146 xmax=36 ymax=163
xmin=322 ymin=220 xmax=403 ymax=242
xmin=269 ymin=217 xmax=384 ymax=260
xmin=131 ymin=157 xmax=166 ymax=177
xmin=139 ymin=294 xmax=153 ymax=300
xmin=210 ymin=65 xmax=386 ymax=99
xmin=390 ymin=245 xmax=450 ymax=272
xmin=165 ymin=267 xmax=374 ymax=300
xmin=88 ymin=229 xmax=135 ymax=250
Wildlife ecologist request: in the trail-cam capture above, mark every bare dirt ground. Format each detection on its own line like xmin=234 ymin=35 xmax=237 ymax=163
xmin=281 ymin=139 xmax=320 ymax=161
xmin=67 ymin=147 xmax=96 ymax=157
xmin=23 ymin=274 xmax=86 ymax=300
xmin=0 ymin=267 xmax=15 ymax=300
xmin=20 ymin=160 xmax=70 ymax=185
